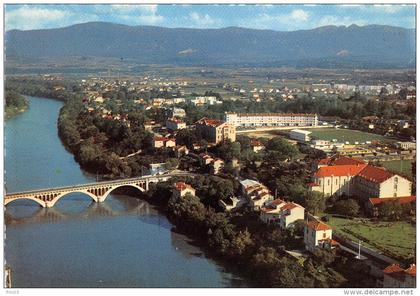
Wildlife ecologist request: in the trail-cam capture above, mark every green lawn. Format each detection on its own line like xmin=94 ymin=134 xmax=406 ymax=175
xmin=306 ymin=128 xmax=394 ymax=144
xmin=327 ymin=216 xmax=415 ymax=260
xmin=380 ymin=160 xmax=413 ymax=177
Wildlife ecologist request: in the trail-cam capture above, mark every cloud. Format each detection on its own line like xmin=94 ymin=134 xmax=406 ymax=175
xmin=188 ymin=12 xmax=221 ymax=27
xmin=6 ymin=5 xmax=72 ymax=30
xmin=244 ymin=9 xmax=310 ymax=30
xmin=291 ymin=9 xmax=309 ymax=22
xmin=317 ymin=15 xmax=367 ymax=27
xmin=110 ymin=4 xmax=158 ymax=15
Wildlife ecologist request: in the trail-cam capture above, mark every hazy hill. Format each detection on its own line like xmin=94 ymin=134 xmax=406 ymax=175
xmin=5 ymin=22 xmax=416 ymax=68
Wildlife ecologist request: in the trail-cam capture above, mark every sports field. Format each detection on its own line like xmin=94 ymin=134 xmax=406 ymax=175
xmin=328 ymin=216 xmax=415 ymax=260
xmin=306 ymin=128 xmax=393 ymax=144
xmin=380 ymin=160 xmax=413 ymax=177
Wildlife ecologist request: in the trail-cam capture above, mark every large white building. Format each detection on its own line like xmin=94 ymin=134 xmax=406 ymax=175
xmin=224 ymin=112 xmax=318 ymax=128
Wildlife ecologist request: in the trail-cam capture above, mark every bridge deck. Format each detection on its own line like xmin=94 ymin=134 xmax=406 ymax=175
xmin=5 ymin=172 xmax=192 ymax=197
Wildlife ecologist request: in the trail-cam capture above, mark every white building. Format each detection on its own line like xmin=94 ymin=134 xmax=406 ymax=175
xmin=396 ymin=141 xmax=416 ymax=151
xmin=224 ymin=112 xmax=318 ymax=128
xmin=310 ymin=157 xmax=412 ymax=199
xmin=166 ymin=118 xmax=187 ymax=131
xmin=304 ymin=219 xmax=337 ymax=252
xmin=240 ymin=179 xmax=273 ymax=210
xmin=290 ymin=129 xmax=312 ymax=142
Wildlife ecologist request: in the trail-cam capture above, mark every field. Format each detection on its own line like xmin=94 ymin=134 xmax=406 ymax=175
xmin=306 ymin=128 xmax=393 ymax=144
xmin=380 ymin=160 xmax=413 ymax=177
xmin=327 ymin=216 xmax=415 ymax=260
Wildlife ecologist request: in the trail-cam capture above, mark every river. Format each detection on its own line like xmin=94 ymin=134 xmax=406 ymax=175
xmin=4 ymin=96 xmax=245 ymax=288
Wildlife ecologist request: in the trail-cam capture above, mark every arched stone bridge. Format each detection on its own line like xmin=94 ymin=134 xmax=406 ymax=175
xmin=5 ymin=172 xmax=192 ymax=208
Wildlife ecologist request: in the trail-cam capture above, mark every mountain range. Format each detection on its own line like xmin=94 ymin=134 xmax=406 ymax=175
xmin=5 ymin=22 xmax=416 ymax=68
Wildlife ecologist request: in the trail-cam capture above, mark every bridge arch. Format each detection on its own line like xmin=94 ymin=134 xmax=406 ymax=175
xmin=48 ymin=190 xmax=99 ymax=207
xmin=100 ymin=184 xmax=145 ymax=202
xmin=4 ymin=196 xmax=47 ymax=208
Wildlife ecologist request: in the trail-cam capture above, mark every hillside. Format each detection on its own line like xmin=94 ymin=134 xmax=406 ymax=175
xmin=5 ymin=22 xmax=416 ymax=68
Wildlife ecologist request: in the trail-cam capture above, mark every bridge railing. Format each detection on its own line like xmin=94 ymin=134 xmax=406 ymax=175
xmin=5 ymin=171 xmax=193 ymax=197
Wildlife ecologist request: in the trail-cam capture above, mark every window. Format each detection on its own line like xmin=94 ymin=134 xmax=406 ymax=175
xmin=394 ymin=177 xmax=398 ymax=183
xmin=327 ymin=179 xmax=330 ymax=186
xmin=394 ymin=184 xmax=398 ymax=190
xmin=336 ymin=179 xmax=338 ymax=185
xmin=323 ymin=232 xmax=326 ymax=238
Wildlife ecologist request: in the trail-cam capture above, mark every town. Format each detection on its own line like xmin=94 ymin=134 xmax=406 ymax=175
xmin=5 ymin=67 xmax=416 ymax=288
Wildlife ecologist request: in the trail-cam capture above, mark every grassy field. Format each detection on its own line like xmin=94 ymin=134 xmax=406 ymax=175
xmin=306 ymin=128 xmax=393 ymax=144
xmin=380 ymin=160 xmax=413 ymax=177
xmin=327 ymin=216 xmax=415 ymax=260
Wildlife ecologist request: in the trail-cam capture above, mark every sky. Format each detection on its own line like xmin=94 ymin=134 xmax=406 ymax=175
xmin=4 ymin=4 xmax=416 ymax=32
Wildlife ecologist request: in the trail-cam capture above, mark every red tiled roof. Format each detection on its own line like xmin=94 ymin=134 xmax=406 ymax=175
xmin=314 ymin=164 xmax=367 ymax=177
xmin=175 ymin=182 xmax=193 ymax=191
xmin=405 ymin=264 xmax=416 ymax=277
xmin=250 ymin=139 xmax=263 ymax=147
xmin=270 ymin=199 xmax=286 ymax=206
xmin=369 ymin=196 xmax=416 ymax=206
xmin=281 ymin=203 xmax=300 ymax=210
xmin=384 ymin=264 xmax=404 ymax=275
xmin=358 ymin=165 xmax=395 ymax=183
xmin=196 ymin=117 xmax=223 ymax=127
xmin=154 ymin=136 xmax=167 ymax=141
xmin=306 ymin=220 xmax=331 ymax=231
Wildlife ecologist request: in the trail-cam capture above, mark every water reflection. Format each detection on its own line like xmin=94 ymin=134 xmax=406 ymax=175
xmin=5 ymin=195 xmax=156 ymax=226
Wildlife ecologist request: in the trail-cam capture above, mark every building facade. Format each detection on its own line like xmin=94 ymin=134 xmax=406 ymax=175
xmin=304 ymin=219 xmax=337 ymax=252
xmin=195 ymin=117 xmax=236 ymax=144
xmin=310 ymin=156 xmax=412 ymax=199
xmin=224 ymin=112 xmax=318 ymax=128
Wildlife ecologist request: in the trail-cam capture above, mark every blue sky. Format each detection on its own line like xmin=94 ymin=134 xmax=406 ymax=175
xmin=5 ymin=4 xmax=416 ymax=31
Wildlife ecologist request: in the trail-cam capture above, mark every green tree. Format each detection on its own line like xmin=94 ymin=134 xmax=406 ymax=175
xmin=334 ymin=199 xmax=360 ymax=217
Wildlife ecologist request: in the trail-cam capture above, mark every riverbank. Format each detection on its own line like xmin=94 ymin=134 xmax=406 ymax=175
xmin=5 ymin=104 xmax=28 ymax=120
xmin=5 ymin=96 xmax=241 ymax=288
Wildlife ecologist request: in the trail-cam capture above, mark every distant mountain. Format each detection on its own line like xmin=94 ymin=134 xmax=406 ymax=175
xmin=5 ymin=22 xmax=416 ymax=68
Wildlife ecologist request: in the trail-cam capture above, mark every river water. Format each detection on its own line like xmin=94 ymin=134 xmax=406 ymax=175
xmin=4 ymin=96 xmax=244 ymax=288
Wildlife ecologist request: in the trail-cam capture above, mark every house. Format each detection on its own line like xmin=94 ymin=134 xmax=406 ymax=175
xmin=173 ymin=182 xmax=196 ymax=198
xmin=383 ymin=264 xmax=416 ymax=288
xmin=199 ymin=153 xmax=214 ymax=166
xmin=240 ymin=179 xmax=274 ymax=210
xmin=304 ymin=219 xmax=338 ymax=253
xmin=195 ymin=117 xmax=236 ymax=144
xmin=260 ymin=199 xmax=305 ymax=228
xmin=260 ymin=199 xmax=286 ymax=224
xmin=174 ymin=145 xmax=189 ymax=158
xmin=279 ymin=202 xmax=305 ymax=229
xmin=168 ymin=107 xmax=186 ymax=118
xmin=210 ymin=158 xmax=225 ymax=174
xmin=147 ymin=163 xmax=168 ymax=176
xmin=366 ymin=195 xmax=416 ymax=217
xmin=153 ymin=136 xmax=176 ymax=148
xmin=310 ymin=156 xmax=412 ymax=199
xmin=219 ymin=196 xmax=248 ymax=212
xmin=166 ymin=118 xmax=187 ymax=131
xmin=250 ymin=139 xmax=264 ymax=152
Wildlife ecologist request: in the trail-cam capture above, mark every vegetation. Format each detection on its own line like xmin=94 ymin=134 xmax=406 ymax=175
xmin=380 ymin=159 xmax=414 ymax=177
xmin=5 ymin=88 xmax=28 ymax=119
xmin=327 ymin=216 xmax=415 ymax=261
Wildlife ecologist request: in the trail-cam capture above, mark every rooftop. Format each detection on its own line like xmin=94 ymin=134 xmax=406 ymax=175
xmin=306 ymin=220 xmax=331 ymax=231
